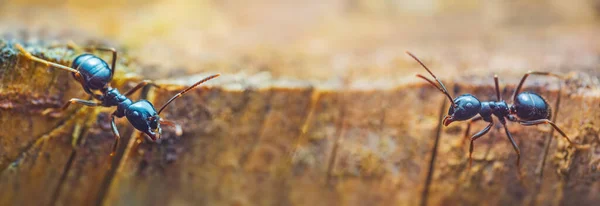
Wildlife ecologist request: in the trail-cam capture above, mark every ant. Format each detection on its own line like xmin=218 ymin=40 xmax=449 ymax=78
xmin=406 ymin=51 xmax=583 ymax=167
xmin=14 ymin=43 xmax=220 ymax=156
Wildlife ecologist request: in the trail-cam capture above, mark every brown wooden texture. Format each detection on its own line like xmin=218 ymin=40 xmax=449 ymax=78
xmin=1 ymin=1 xmax=600 ymax=206
xmin=1 ymin=40 xmax=599 ymax=206
xmin=0 ymin=40 xmax=140 ymax=206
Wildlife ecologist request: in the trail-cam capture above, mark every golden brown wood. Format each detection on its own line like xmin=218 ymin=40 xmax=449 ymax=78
xmin=1 ymin=39 xmax=600 ymax=206
xmin=1 ymin=1 xmax=600 ymax=205
xmin=1 ymin=40 xmax=600 ymax=206
xmin=0 ymin=41 xmax=140 ymax=206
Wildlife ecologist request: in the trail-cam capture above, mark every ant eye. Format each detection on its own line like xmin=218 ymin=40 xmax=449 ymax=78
xmin=447 ymin=106 xmax=455 ymax=115
xmin=149 ymin=118 xmax=159 ymax=129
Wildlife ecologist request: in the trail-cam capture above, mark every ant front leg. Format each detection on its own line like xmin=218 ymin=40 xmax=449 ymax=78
xmin=462 ymin=116 xmax=483 ymax=146
xmin=468 ymin=121 xmax=494 ymax=168
xmin=42 ymin=98 xmax=99 ymax=117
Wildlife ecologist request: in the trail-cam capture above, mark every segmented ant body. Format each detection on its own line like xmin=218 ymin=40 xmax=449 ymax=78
xmin=15 ymin=43 xmax=220 ymax=156
xmin=406 ymin=51 xmax=579 ymax=166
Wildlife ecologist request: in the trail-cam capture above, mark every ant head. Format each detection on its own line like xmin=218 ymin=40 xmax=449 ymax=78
xmin=148 ymin=115 xmax=162 ymax=139
xmin=443 ymin=94 xmax=481 ymax=126
xmin=126 ymin=100 xmax=162 ymax=141
xmin=406 ymin=51 xmax=471 ymax=126
xmin=132 ymin=74 xmax=220 ymax=141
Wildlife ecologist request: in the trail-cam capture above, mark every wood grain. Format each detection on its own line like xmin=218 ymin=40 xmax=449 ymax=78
xmin=1 ymin=1 xmax=600 ymax=205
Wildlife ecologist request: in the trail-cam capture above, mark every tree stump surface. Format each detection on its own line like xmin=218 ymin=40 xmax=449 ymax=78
xmin=0 ymin=40 xmax=599 ymax=206
xmin=1 ymin=1 xmax=600 ymax=206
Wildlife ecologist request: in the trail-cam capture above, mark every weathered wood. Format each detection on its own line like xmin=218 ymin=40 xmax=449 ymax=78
xmin=0 ymin=41 xmax=140 ymax=206
xmin=96 ymin=76 xmax=598 ymax=206
xmin=1 ymin=34 xmax=600 ymax=206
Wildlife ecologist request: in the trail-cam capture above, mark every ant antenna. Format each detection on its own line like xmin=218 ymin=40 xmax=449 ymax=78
xmin=406 ymin=51 xmax=455 ymax=107
xmin=157 ymin=74 xmax=221 ymax=115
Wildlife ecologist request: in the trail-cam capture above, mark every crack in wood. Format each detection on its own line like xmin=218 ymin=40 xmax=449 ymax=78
xmin=420 ymin=98 xmax=448 ymax=206
xmin=238 ymin=89 xmax=274 ymax=167
xmin=288 ymin=89 xmax=319 ymax=168
xmin=530 ymin=85 xmax=563 ymax=206
xmin=95 ymin=86 xmax=155 ymax=206
xmin=50 ymin=112 xmax=96 ymax=206
xmin=50 ymin=150 xmax=77 ymax=206
xmin=0 ymin=108 xmax=83 ymax=173
xmin=325 ymin=92 xmax=347 ymax=186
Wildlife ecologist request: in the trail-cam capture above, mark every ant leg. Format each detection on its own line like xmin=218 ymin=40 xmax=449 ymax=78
xmin=42 ymin=98 xmax=99 ymax=116
xmin=61 ymin=98 xmax=99 ymax=109
xmin=42 ymin=42 xmax=116 ymax=83
xmin=494 ymin=74 xmax=501 ymax=101
xmin=123 ymin=80 xmax=160 ymax=97
xmin=519 ymin=119 xmax=589 ymax=149
xmin=506 ymin=115 xmax=518 ymax=122
xmin=468 ymin=121 xmax=494 ymax=168
xmin=157 ymin=74 xmax=221 ymax=114
xmin=462 ymin=116 xmax=483 ymax=146
xmin=160 ymin=119 xmax=183 ymax=136
xmin=14 ymin=43 xmax=81 ymax=74
xmin=512 ymin=71 xmax=564 ymax=103
xmin=501 ymin=122 xmax=521 ymax=167
xmin=71 ymin=72 xmax=103 ymax=100
xmin=110 ymin=113 xmax=120 ymax=156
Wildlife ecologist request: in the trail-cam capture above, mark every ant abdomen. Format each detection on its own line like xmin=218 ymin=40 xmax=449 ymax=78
xmin=72 ymin=54 xmax=112 ymax=90
xmin=511 ymin=92 xmax=551 ymax=121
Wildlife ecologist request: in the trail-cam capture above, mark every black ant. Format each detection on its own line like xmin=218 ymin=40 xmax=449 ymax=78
xmin=14 ymin=43 xmax=220 ymax=156
xmin=406 ymin=51 xmax=583 ymax=167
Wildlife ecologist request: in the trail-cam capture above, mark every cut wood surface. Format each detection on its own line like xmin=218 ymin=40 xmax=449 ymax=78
xmin=1 ymin=1 xmax=600 ymax=206
xmin=0 ymin=41 xmax=599 ymax=206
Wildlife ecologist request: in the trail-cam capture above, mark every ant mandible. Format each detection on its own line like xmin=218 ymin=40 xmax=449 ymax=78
xmin=14 ymin=43 xmax=220 ymax=156
xmin=406 ymin=51 xmax=581 ymax=167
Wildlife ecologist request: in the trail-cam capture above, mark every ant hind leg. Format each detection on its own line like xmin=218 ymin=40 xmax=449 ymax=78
xmin=14 ymin=43 xmax=81 ymax=74
xmin=43 ymin=98 xmax=99 ymax=117
xmin=519 ymin=119 xmax=589 ymax=149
